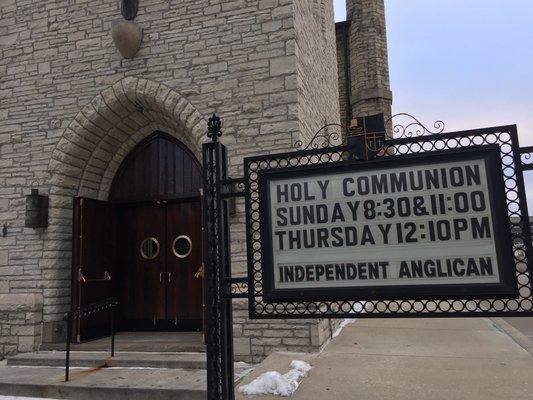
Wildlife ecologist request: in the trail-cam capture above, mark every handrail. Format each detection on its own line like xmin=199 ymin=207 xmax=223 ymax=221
xmin=63 ymin=297 xmax=118 ymax=382
xmin=78 ymin=269 xmax=112 ymax=283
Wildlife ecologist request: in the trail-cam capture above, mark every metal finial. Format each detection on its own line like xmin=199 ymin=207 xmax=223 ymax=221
xmin=121 ymin=0 xmax=139 ymax=21
xmin=207 ymin=114 xmax=222 ymax=142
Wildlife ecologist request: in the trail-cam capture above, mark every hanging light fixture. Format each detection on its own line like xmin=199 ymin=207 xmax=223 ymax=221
xmin=25 ymin=188 xmax=49 ymax=229
xmin=121 ymin=0 xmax=139 ymax=20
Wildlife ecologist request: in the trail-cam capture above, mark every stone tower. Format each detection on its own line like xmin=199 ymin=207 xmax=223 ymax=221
xmin=346 ymin=0 xmax=393 ymax=120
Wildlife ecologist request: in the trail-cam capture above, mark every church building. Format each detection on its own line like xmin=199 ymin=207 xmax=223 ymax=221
xmin=0 ymin=0 xmax=391 ymax=362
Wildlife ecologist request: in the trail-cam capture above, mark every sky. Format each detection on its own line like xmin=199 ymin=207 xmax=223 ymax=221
xmin=333 ymin=0 xmax=533 ymax=209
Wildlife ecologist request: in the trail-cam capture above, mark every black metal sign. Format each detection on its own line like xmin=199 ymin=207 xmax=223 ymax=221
xmin=244 ymin=124 xmax=533 ymax=319
xmin=257 ymin=146 xmax=517 ymax=302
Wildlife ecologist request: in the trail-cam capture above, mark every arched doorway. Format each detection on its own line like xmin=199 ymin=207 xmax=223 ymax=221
xmin=71 ymin=132 xmax=204 ymax=340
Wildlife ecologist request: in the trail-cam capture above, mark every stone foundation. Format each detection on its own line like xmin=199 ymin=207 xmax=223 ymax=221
xmin=233 ymin=299 xmax=341 ymax=363
xmin=0 ymin=294 xmax=42 ymax=358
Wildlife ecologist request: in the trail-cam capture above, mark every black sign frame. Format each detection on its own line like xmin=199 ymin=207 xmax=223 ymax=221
xmin=257 ymin=145 xmax=517 ymax=302
xmin=244 ymin=125 xmax=533 ymax=319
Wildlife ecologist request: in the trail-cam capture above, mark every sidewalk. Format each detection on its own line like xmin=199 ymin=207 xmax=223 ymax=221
xmin=236 ymin=318 xmax=533 ymax=400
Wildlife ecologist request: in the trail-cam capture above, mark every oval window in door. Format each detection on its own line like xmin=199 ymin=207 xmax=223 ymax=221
xmin=172 ymin=235 xmax=192 ymax=259
xmin=140 ymin=237 xmax=160 ymax=260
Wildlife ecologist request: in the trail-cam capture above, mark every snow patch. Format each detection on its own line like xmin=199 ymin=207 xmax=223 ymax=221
xmin=332 ymin=318 xmax=355 ymax=338
xmin=238 ymin=360 xmax=312 ymax=397
xmin=235 ymin=361 xmax=256 ymax=382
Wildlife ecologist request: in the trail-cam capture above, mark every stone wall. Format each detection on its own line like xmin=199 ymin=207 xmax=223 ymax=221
xmin=0 ymin=0 xmax=342 ymax=358
xmin=294 ymin=0 xmax=340 ymax=143
xmin=346 ymin=0 xmax=392 ymax=119
xmin=335 ymin=21 xmax=350 ymax=127
xmin=0 ymin=294 xmax=42 ymax=358
xmin=233 ymin=299 xmax=342 ymax=363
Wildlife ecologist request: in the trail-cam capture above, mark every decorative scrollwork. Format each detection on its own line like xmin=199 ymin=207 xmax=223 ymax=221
xmin=519 ymin=146 xmax=533 ymax=170
xmin=231 ymin=281 xmax=249 ymax=295
xmin=386 ymin=113 xmax=445 ymax=138
xmin=294 ymin=114 xmax=446 ymax=150
xmin=294 ymin=123 xmax=345 ymax=150
xmin=222 ymin=178 xmax=245 ymax=198
xmin=207 ymin=114 xmax=222 ymax=142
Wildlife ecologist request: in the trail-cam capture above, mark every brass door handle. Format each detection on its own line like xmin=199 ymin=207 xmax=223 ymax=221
xmin=194 ymin=265 xmax=204 ymax=279
xmin=79 ymin=269 xmax=112 ymax=283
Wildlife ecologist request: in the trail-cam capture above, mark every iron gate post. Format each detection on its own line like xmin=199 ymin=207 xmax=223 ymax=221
xmin=203 ymin=115 xmax=235 ymax=400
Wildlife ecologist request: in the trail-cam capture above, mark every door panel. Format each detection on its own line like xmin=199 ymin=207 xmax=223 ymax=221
xmin=115 ymin=199 xmax=203 ymax=332
xmin=166 ymin=200 xmax=203 ymax=330
xmin=118 ymin=203 xmax=166 ymax=330
xmin=71 ymin=198 xmax=116 ymax=341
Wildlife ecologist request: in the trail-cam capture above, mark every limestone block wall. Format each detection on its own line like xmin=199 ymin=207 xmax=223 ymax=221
xmin=233 ymin=299 xmax=342 ymax=363
xmin=0 ymin=0 xmax=342 ymax=358
xmin=346 ymin=0 xmax=392 ymax=119
xmin=335 ymin=21 xmax=350 ymax=127
xmin=294 ymin=0 xmax=340 ymax=143
xmin=0 ymin=294 xmax=42 ymax=358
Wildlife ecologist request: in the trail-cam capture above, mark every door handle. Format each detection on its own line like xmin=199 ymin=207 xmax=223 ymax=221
xmin=168 ymin=272 xmax=172 ymax=283
xmin=194 ymin=264 xmax=204 ymax=279
xmin=159 ymin=273 xmax=162 ymax=283
xmin=78 ymin=269 xmax=112 ymax=283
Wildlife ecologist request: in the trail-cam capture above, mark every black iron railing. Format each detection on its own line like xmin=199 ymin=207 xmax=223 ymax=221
xmin=63 ymin=297 xmax=118 ymax=381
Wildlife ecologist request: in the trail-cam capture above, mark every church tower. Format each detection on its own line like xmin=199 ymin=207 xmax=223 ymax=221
xmin=338 ymin=0 xmax=393 ymax=124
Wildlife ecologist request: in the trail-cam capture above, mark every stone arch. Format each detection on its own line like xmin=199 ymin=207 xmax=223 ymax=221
xmin=42 ymin=77 xmax=208 ymax=323
xmin=48 ymin=76 xmax=208 ymax=199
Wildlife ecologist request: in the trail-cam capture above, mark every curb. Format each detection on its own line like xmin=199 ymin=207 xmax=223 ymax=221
xmin=490 ymin=318 xmax=533 ymax=356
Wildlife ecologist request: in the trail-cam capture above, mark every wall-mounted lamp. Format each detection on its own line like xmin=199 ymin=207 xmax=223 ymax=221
xmin=25 ymin=189 xmax=49 ymax=229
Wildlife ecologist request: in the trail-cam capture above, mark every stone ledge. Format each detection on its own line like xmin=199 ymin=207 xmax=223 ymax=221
xmin=0 ymin=294 xmax=43 ymax=312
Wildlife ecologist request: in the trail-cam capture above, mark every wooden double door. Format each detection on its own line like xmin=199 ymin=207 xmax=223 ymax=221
xmin=72 ymin=197 xmax=204 ymax=340
xmin=118 ymin=199 xmax=203 ymax=331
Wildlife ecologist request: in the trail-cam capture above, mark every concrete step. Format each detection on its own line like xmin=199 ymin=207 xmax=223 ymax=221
xmin=7 ymin=351 xmax=207 ymax=370
xmin=0 ymin=364 xmax=207 ymax=400
xmin=40 ymin=342 xmax=205 ymax=353
xmin=39 ymin=332 xmax=205 ymax=353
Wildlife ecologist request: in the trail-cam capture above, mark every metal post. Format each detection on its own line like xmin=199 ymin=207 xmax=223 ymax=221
xmin=110 ymin=306 xmax=115 ymax=357
xmin=221 ymin=154 xmax=235 ymax=400
xmin=65 ymin=312 xmax=72 ymax=382
xmin=203 ymin=115 xmax=235 ymax=400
